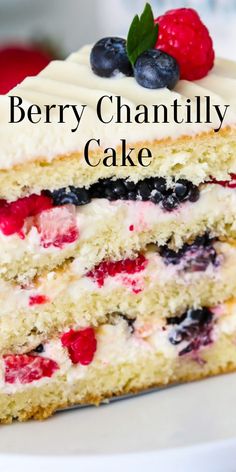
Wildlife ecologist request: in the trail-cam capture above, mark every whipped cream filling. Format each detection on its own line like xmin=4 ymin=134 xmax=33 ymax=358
xmin=0 ymin=236 xmax=234 ymax=317
xmin=0 ymin=46 xmax=235 ymax=169
xmin=0 ymin=302 xmax=235 ymax=394
xmin=0 ymin=184 xmax=235 ymax=274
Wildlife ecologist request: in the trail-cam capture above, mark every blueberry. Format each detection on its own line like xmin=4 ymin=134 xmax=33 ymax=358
xmin=137 ymin=180 xmax=151 ymax=200
xmin=103 ymin=179 xmax=128 ymax=200
xmin=124 ymin=180 xmax=136 ymax=192
xmin=134 ymin=49 xmax=180 ymax=89
xmin=153 ymin=177 xmax=166 ymax=194
xmin=162 ymin=194 xmax=179 ymax=211
xmin=111 ymin=180 xmax=127 ymax=198
xmin=90 ymin=37 xmax=133 ymax=78
xmin=50 ymin=187 xmax=90 ymax=206
xmin=127 ymin=191 xmax=136 ymax=201
xmin=104 ymin=187 xmax=118 ymax=201
xmin=189 ymin=186 xmax=200 ymax=202
xmin=175 ymin=180 xmax=190 ymax=200
xmin=150 ymin=189 xmax=162 ymax=204
xmin=33 ymin=344 xmax=44 ymax=354
xmin=75 ymin=188 xmax=91 ymax=205
xmin=188 ymin=308 xmax=213 ymax=325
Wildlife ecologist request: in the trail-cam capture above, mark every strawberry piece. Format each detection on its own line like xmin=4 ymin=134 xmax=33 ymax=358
xmin=155 ymin=8 xmax=215 ymax=80
xmin=35 ymin=205 xmax=79 ymax=248
xmin=87 ymin=254 xmax=147 ymax=287
xmin=4 ymin=354 xmax=58 ymax=384
xmin=61 ymin=328 xmax=97 ymax=365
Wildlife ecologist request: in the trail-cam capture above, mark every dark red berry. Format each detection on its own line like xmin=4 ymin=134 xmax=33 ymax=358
xmin=61 ymin=328 xmax=97 ymax=366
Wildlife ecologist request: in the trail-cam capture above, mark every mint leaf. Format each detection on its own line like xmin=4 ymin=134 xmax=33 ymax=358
xmin=127 ymin=3 xmax=158 ymax=66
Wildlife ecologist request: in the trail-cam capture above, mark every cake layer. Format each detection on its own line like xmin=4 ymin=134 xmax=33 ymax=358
xmin=0 ymin=127 xmax=236 ymax=202
xmin=0 ymin=183 xmax=236 ymax=281
xmin=0 ymin=238 xmax=235 ymax=354
xmin=0 ymin=299 xmax=236 ymax=423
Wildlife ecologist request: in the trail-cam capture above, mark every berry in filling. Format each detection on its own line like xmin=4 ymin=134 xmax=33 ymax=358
xmin=208 ymin=173 xmax=236 ymax=188
xmin=159 ymin=234 xmax=219 ymax=272
xmin=167 ymin=307 xmax=213 ymax=356
xmin=87 ymin=254 xmax=147 ymax=287
xmin=48 ymin=177 xmax=200 ymax=212
xmin=35 ymin=206 xmax=79 ymax=248
xmin=4 ymin=354 xmax=59 ymax=384
xmin=29 ymin=295 xmax=49 ymax=306
xmin=0 ymin=194 xmax=52 ymax=236
xmin=61 ymin=327 xmax=97 ymax=366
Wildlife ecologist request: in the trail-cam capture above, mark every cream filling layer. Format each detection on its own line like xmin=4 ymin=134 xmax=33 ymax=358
xmin=0 ymin=239 xmax=235 ymax=317
xmin=1 ymin=303 xmax=236 ymax=395
xmin=0 ymin=184 xmax=236 ymax=276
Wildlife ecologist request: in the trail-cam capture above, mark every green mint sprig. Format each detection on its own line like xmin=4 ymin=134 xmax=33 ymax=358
xmin=126 ymin=3 xmax=158 ymax=66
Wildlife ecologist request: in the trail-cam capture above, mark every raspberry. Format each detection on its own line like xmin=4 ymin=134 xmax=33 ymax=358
xmin=35 ymin=206 xmax=79 ymax=248
xmin=0 ymin=194 xmax=53 ymax=236
xmin=61 ymin=328 xmax=97 ymax=366
xmin=0 ymin=45 xmax=52 ymax=94
xmin=155 ymin=8 xmax=215 ymax=80
xmin=4 ymin=354 xmax=58 ymax=384
xmin=29 ymin=295 xmax=49 ymax=306
xmin=209 ymin=173 xmax=236 ymax=188
xmin=87 ymin=254 xmax=148 ymax=287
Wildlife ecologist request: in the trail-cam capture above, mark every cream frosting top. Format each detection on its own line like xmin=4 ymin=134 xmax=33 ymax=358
xmin=0 ymin=45 xmax=235 ymax=169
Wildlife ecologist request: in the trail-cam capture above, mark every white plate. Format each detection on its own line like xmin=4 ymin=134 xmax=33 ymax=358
xmin=1 ymin=373 xmax=236 ymax=472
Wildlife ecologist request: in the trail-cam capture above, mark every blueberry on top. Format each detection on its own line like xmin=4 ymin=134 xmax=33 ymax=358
xmin=134 ymin=49 xmax=180 ymax=89
xmin=90 ymin=37 xmax=133 ymax=78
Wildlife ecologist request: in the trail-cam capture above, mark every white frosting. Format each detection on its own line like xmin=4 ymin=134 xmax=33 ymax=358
xmin=0 ymin=46 xmax=235 ymax=169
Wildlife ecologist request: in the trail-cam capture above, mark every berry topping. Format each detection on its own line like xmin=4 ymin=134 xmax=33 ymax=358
xmin=167 ymin=307 xmax=213 ymax=355
xmin=90 ymin=37 xmax=133 ymax=78
xmin=134 ymin=49 xmax=179 ymax=89
xmin=160 ymin=233 xmax=219 ymax=272
xmin=35 ymin=206 xmax=79 ymax=249
xmin=0 ymin=194 xmax=53 ymax=236
xmin=61 ymin=328 xmax=97 ymax=366
xmin=155 ymin=8 xmax=215 ymax=80
xmin=29 ymin=295 xmax=49 ymax=306
xmin=4 ymin=354 xmax=58 ymax=384
xmin=87 ymin=254 xmax=147 ymax=287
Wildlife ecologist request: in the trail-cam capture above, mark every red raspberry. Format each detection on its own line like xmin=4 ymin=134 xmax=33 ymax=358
xmin=29 ymin=295 xmax=49 ymax=306
xmin=87 ymin=254 xmax=148 ymax=287
xmin=209 ymin=173 xmax=236 ymax=188
xmin=0 ymin=45 xmax=52 ymax=94
xmin=61 ymin=328 xmax=97 ymax=366
xmin=155 ymin=8 xmax=215 ymax=80
xmin=4 ymin=354 xmax=58 ymax=384
xmin=0 ymin=194 xmax=53 ymax=236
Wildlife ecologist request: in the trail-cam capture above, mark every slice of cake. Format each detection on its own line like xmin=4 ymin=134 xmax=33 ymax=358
xmin=0 ymin=5 xmax=236 ymax=423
